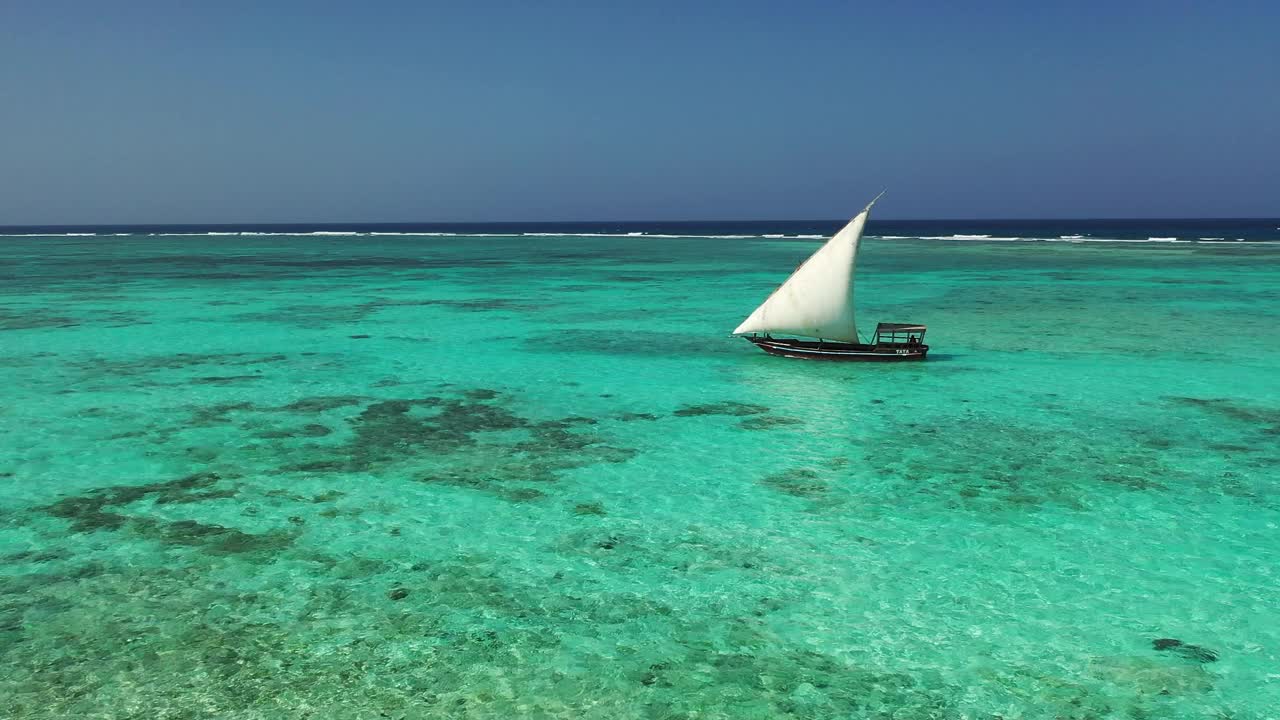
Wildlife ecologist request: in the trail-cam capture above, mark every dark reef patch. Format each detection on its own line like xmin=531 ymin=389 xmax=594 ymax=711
xmin=501 ymin=488 xmax=547 ymax=502
xmin=1166 ymin=396 xmax=1280 ymax=426
xmin=738 ymin=415 xmax=803 ymax=431
xmin=45 ymin=473 xmax=232 ymax=525
xmin=760 ymin=468 xmax=829 ymax=498
xmin=864 ymin=415 xmax=1178 ymax=512
xmin=190 ymin=402 xmax=256 ymax=427
xmin=605 ymin=275 xmax=658 ymax=283
xmin=673 ymin=402 xmax=770 ymax=417
xmin=192 ymin=374 xmax=263 ymax=385
xmin=1098 ymin=473 xmax=1166 ymax=491
xmin=349 ymin=397 xmax=526 ymax=462
xmin=350 ymin=294 xmax=545 ymax=313
xmin=267 ymin=392 xmax=637 ymax=500
xmin=1164 ymin=396 xmax=1280 ymax=454
xmin=38 ymin=472 xmax=294 ymax=557
xmin=1 ymin=548 xmax=72 ymax=565
xmin=259 ymin=256 xmax=442 ymax=269
xmin=173 ymin=271 xmax=259 ymax=280
xmin=254 ymin=423 xmax=332 ymax=440
xmin=285 ymin=459 xmax=349 ymax=473
xmin=0 ymin=308 xmax=78 ymax=330
xmin=254 ymin=429 xmax=294 ymax=440
xmin=1152 ymin=638 xmax=1219 ymax=663
xmin=234 ymin=303 xmax=380 ymax=328
xmin=44 ymin=472 xmax=237 ymax=529
xmin=71 ymin=352 xmax=288 ymax=377
xmin=93 ymin=309 xmax=150 ymax=327
xmin=101 ymin=427 xmax=146 ymax=439
xmin=618 ymin=412 xmax=660 ymax=422
xmin=515 ymin=418 xmax=608 ymax=454
xmin=433 ymin=298 xmax=543 ymax=312
xmin=279 ymin=395 xmax=368 ymax=413
xmin=131 ymin=518 xmax=297 ymax=556
xmin=43 ymin=502 xmax=128 ymax=533
xmin=522 ymin=329 xmax=742 ymax=357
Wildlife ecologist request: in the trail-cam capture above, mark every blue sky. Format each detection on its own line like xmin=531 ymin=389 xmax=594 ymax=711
xmin=1 ymin=1 xmax=1276 ymax=223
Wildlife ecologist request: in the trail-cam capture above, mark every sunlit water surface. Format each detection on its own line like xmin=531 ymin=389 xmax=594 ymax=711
xmin=2 ymin=233 xmax=1278 ymax=719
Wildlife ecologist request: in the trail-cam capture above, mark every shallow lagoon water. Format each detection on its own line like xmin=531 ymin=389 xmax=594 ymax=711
xmin=2 ymin=232 xmax=1279 ymax=718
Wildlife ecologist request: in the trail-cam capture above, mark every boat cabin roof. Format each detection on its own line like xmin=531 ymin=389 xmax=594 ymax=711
xmin=874 ymin=323 xmax=927 ymax=333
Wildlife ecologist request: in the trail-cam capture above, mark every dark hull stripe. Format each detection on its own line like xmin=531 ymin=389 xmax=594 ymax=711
xmin=745 ymin=338 xmax=928 ymax=362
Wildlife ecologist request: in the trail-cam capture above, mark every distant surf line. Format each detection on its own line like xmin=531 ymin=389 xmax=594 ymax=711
xmin=0 ymin=231 xmax=1273 ymax=244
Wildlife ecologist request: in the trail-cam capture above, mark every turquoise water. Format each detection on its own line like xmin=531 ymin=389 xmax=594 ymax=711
xmin=2 ymin=233 xmax=1278 ymax=718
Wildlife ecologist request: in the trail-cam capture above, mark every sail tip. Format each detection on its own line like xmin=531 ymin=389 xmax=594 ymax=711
xmin=864 ymin=190 xmax=887 ymax=214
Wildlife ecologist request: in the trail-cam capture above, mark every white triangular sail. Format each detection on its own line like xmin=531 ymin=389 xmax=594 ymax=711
xmin=733 ymin=194 xmax=882 ymax=343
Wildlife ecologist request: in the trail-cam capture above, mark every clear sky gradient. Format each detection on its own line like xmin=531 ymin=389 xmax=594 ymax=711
xmin=2 ymin=1 xmax=1276 ymax=223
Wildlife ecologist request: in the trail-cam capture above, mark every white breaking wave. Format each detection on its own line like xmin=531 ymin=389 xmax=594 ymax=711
xmin=917 ymin=234 xmax=1023 ymax=241
xmin=1049 ymin=237 xmax=1174 ymax=243
xmin=522 ymin=232 xmax=759 ymax=239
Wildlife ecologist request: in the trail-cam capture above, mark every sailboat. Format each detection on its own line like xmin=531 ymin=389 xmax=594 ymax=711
xmin=733 ymin=192 xmax=928 ymax=361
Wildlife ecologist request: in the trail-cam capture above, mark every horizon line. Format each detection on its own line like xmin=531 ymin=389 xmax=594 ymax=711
xmin=2 ymin=215 xmax=1278 ymax=229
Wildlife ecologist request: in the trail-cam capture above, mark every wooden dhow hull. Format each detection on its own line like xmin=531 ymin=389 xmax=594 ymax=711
xmin=744 ymin=336 xmax=928 ymax=361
